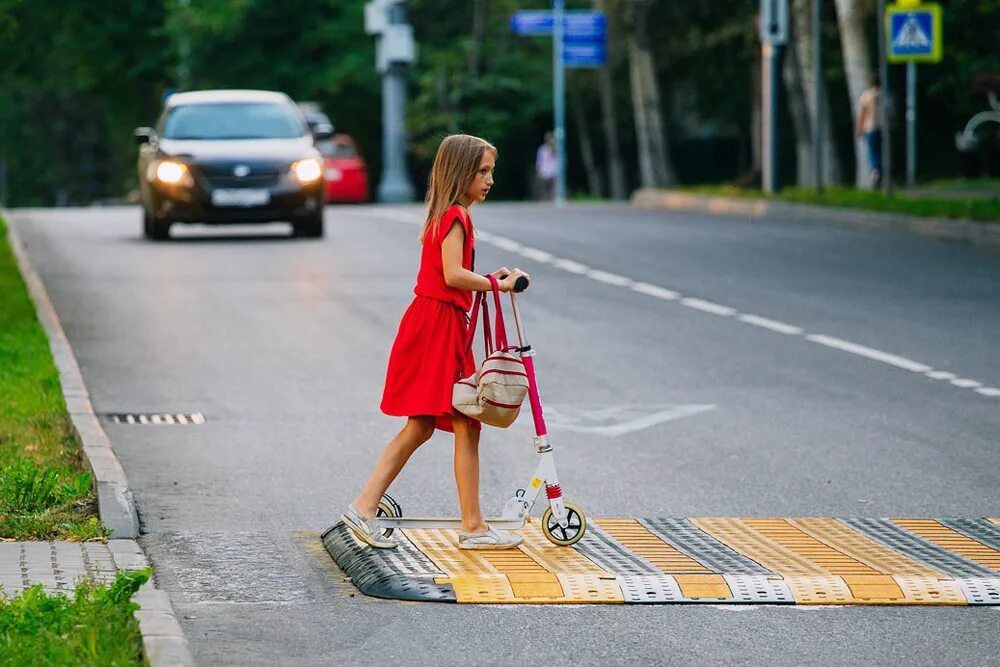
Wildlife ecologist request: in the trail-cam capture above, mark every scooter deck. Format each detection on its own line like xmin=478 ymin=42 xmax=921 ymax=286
xmin=378 ymin=517 xmax=527 ymax=530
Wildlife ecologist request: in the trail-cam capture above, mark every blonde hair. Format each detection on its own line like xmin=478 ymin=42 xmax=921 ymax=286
xmin=420 ymin=134 xmax=497 ymax=242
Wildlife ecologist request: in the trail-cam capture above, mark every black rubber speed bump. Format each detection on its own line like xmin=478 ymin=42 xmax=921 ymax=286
xmin=321 ymin=523 xmax=455 ymax=602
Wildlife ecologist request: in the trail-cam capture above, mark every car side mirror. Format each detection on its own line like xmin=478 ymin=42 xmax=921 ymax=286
xmin=311 ymin=122 xmax=334 ymax=141
xmin=134 ymin=127 xmax=155 ymax=146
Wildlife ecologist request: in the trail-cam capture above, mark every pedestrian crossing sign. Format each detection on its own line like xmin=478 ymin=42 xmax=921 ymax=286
xmin=887 ymin=3 xmax=942 ymax=63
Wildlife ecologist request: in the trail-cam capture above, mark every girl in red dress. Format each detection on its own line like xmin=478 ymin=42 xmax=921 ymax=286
xmin=342 ymin=134 xmax=529 ymax=550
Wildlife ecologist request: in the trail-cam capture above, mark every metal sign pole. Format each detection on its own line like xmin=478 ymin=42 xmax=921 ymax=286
xmin=553 ymin=0 xmax=567 ymax=207
xmin=877 ymin=0 xmax=892 ymax=196
xmin=906 ymin=60 xmax=916 ymax=189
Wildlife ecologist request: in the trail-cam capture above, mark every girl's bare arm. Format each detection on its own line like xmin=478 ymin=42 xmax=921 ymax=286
xmin=441 ymin=222 xmax=527 ymax=292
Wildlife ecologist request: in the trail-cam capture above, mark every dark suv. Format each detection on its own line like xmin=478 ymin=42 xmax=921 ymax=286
xmin=135 ymin=90 xmax=330 ymax=239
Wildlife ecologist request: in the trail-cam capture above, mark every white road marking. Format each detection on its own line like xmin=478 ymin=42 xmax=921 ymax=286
xmin=366 ymin=210 xmax=996 ymax=400
xmin=163 ymin=413 xmax=176 ymax=424
xmin=126 ymin=414 xmax=136 ymax=424
xmin=519 ymin=247 xmax=554 ymax=263
xmin=681 ymin=298 xmax=736 ymax=317
xmin=191 ymin=413 xmax=206 ymax=425
xmin=552 ymin=258 xmax=589 ymax=274
xmin=538 ymin=404 xmax=716 ymax=437
xmin=805 ymin=335 xmax=932 ymax=373
xmin=631 ymin=282 xmax=680 ymax=301
xmin=139 ymin=414 xmax=149 ymax=425
xmin=489 ymin=236 xmax=523 ymax=253
xmin=737 ymin=314 xmax=803 ymax=335
xmin=177 ymin=414 xmax=189 ymax=424
xmin=587 ymin=270 xmax=633 ymax=287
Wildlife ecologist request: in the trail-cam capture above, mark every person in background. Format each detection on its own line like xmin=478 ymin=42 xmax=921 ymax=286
xmin=856 ymin=75 xmax=883 ymax=189
xmin=534 ymin=131 xmax=558 ymax=201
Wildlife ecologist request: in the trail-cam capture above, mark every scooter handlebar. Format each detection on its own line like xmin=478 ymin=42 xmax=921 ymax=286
xmin=495 ymin=274 xmax=530 ymax=293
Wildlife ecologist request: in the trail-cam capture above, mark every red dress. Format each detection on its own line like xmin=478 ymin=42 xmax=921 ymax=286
xmin=380 ymin=204 xmax=480 ymax=432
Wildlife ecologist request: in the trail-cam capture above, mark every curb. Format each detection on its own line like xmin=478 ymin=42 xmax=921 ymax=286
xmin=5 ymin=215 xmax=194 ymax=666
xmin=630 ymin=188 xmax=1000 ymax=249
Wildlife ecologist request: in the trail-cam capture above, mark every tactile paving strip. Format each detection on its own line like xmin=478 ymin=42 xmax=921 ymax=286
xmin=323 ymin=518 xmax=1000 ymax=605
xmin=641 ymin=518 xmax=775 ymax=576
xmin=942 ymin=519 xmax=1000 ymax=554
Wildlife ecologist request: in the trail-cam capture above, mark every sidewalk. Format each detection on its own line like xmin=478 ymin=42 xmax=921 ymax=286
xmin=631 ymin=188 xmax=1000 ymax=249
xmin=5 ymin=215 xmax=194 ymax=667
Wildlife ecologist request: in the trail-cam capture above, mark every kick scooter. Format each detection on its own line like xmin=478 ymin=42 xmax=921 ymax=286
xmin=375 ymin=276 xmax=587 ymax=547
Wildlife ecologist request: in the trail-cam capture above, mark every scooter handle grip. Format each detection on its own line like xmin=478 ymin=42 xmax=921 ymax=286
xmin=495 ymin=274 xmax=530 ymax=293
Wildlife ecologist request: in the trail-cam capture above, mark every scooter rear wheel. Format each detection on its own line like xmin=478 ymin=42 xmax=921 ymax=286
xmin=376 ymin=493 xmax=402 ymax=538
xmin=541 ymin=502 xmax=586 ymax=546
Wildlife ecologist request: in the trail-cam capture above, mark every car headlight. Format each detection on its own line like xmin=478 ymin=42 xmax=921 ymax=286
xmin=149 ymin=160 xmax=192 ymax=187
xmin=291 ymin=158 xmax=322 ymax=184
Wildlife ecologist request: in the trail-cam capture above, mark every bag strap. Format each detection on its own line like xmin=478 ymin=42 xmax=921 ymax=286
xmin=487 ymin=274 xmax=511 ymax=351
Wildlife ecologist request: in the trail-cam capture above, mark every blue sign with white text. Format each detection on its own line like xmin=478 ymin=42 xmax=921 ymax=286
xmin=510 ymin=10 xmax=606 ymax=39
xmin=511 ymin=10 xmax=607 ymax=67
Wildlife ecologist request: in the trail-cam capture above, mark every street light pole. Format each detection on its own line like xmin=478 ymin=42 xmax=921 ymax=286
xmin=365 ymin=0 xmax=417 ymax=203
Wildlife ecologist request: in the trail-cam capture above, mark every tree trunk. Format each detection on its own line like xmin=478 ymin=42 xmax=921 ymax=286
xmin=571 ymin=85 xmax=603 ymax=198
xmin=792 ymin=0 xmax=842 ymax=185
xmin=625 ymin=0 xmax=676 ymax=188
xmin=594 ymin=0 xmax=626 ymax=199
xmin=783 ymin=18 xmax=815 ymax=186
xmin=834 ymin=0 xmax=874 ymax=188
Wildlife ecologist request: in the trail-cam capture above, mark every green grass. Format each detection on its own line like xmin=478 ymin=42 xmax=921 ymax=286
xmin=0 ymin=569 xmax=149 ymax=666
xmin=0 ymin=215 xmax=108 ymax=540
xmin=683 ymin=185 xmax=1000 ymax=223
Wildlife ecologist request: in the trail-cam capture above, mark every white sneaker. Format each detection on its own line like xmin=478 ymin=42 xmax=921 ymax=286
xmin=458 ymin=525 xmax=523 ymax=550
xmin=341 ymin=505 xmax=397 ymax=549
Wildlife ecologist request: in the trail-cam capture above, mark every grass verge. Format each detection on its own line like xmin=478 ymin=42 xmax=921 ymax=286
xmin=683 ymin=185 xmax=1000 ymax=223
xmin=0 ymin=214 xmax=108 ymax=540
xmin=0 ymin=569 xmax=149 ymax=666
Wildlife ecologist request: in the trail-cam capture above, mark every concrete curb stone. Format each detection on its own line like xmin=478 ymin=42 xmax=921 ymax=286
xmin=630 ymin=188 xmax=1000 ymax=249
xmin=4 ymin=214 xmax=194 ymax=666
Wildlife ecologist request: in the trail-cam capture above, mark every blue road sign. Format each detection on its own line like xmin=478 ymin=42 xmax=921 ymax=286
xmin=887 ymin=4 xmax=942 ymax=63
xmin=563 ymin=41 xmax=607 ymax=68
xmin=511 ymin=10 xmax=607 ymax=67
xmin=511 ymin=10 xmax=606 ymax=39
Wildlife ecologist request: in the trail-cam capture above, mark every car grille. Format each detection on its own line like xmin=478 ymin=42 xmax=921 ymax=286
xmin=198 ymin=164 xmax=283 ymax=188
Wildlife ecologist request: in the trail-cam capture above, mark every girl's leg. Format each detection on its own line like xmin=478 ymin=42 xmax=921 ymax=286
xmin=353 ymin=416 xmax=435 ymax=517
xmin=452 ymin=417 xmax=488 ymax=533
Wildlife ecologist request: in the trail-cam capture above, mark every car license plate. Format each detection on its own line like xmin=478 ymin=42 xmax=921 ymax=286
xmin=211 ymin=189 xmax=270 ymax=207
xmin=325 ymin=167 xmax=342 ymax=181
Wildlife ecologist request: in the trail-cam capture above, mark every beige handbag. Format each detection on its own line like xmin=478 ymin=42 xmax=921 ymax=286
xmin=452 ymin=275 xmax=529 ymax=428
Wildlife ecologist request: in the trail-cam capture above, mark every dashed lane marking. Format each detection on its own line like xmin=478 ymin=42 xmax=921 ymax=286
xmin=323 ymin=516 xmax=1000 ymax=605
xmin=359 ymin=209 xmax=997 ymax=400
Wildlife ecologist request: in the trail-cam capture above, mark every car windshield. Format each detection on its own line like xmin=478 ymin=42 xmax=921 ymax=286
xmin=162 ymin=103 xmax=305 ymax=140
xmin=317 ymin=139 xmax=358 ymax=158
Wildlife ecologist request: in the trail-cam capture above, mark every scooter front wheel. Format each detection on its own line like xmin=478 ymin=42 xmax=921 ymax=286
xmin=541 ymin=502 xmax=586 ymax=546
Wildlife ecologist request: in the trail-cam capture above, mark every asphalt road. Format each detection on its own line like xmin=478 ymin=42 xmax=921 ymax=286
xmin=9 ymin=203 xmax=1000 ymax=666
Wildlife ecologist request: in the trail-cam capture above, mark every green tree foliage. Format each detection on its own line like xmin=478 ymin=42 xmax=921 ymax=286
xmin=0 ymin=0 xmax=995 ymax=205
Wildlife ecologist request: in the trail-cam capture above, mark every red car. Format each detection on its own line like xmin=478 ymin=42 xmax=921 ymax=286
xmin=318 ymin=134 xmax=369 ymax=203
